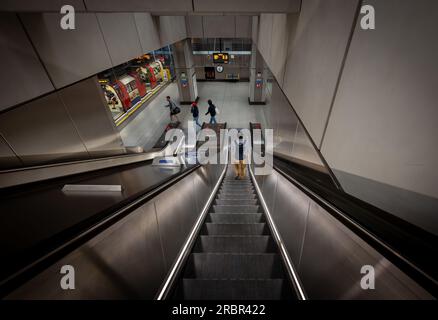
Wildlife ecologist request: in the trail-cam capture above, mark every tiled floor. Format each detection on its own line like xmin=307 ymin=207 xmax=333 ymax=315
xmin=120 ymin=81 xmax=269 ymax=151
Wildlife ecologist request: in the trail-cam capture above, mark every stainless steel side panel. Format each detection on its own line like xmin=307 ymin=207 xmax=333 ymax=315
xmin=193 ymin=166 xmax=213 ymax=214
xmin=299 ymin=202 xmax=432 ymax=299
xmin=258 ymin=170 xmax=433 ymax=299
xmin=154 ymin=174 xmax=197 ymax=270
xmin=5 ymin=164 xmax=223 ymax=299
xmin=271 ymin=173 xmax=310 ymax=264
xmin=261 ymin=171 xmax=277 ymax=210
xmin=7 ymin=201 xmax=165 ymax=299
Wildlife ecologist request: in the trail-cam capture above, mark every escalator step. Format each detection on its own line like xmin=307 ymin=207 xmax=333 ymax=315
xmin=202 ymin=223 xmax=268 ymax=235
xmin=215 ymin=199 xmax=258 ymax=206
xmin=194 ymin=235 xmax=276 ymax=253
xmin=217 ymin=192 xmax=256 ymax=199
xmin=222 ymin=182 xmax=253 ymax=186
xmin=180 ymin=279 xmax=288 ymax=300
xmin=184 ymin=253 xmax=284 ymax=279
xmin=213 ymin=205 xmax=261 ymax=213
xmin=207 ymin=213 xmax=265 ymax=223
xmin=218 ymin=192 xmax=256 ymax=198
xmin=219 ymin=187 xmax=255 ymax=194
xmin=221 ymin=185 xmax=254 ymax=191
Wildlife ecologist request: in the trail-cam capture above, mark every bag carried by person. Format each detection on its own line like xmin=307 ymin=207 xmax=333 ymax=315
xmin=170 ymin=101 xmax=181 ymax=115
xmin=214 ymin=105 xmax=220 ymax=114
xmin=171 ymin=106 xmax=181 ymax=115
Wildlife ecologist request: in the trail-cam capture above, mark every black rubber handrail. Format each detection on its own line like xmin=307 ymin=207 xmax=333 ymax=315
xmin=273 ymin=156 xmax=438 ymax=297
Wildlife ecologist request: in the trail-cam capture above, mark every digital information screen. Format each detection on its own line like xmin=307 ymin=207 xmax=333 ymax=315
xmin=213 ymin=52 xmax=229 ymax=64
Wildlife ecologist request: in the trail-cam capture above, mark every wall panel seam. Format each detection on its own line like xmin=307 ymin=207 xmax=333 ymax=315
xmin=318 ymin=0 xmax=363 ymax=150
xmin=57 ymin=92 xmax=91 ymax=157
xmin=153 ymin=201 xmax=168 ymax=273
xmin=132 ymin=13 xmax=146 ymax=54
xmin=0 ymin=132 xmax=24 ymax=166
xmin=297 ymin=201 xmax=311 ymax=270
xmin=95 ymin=13 xmax=115 ymax=67
xmin=16 ymin=13 xmax=56 ymax=90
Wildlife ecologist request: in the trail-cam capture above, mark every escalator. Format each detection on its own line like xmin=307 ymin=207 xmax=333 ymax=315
xmin=171 ymin=165 xmax=296 ymax=300
xmin=1 ymin=122 xmax=435 ymax=299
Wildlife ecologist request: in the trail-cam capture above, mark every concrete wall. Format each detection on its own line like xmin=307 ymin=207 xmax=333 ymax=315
xmin=97 ymin=13 xmax=143 ymax=67
xmin=257 ymin=0 xmax=438 ymax=234
xmin=0 ymin=12 xmax=188 ymax=169
xmin=320 ymin=0 xmax=438 ymax=235
xmin=158 ymin=16 xmax=187 ymax=47
xmin=0 ymin=0 xmax=300 ymax=14
xmin=257 ymin=13 xmax=299 ymax=86
xmin=186 ymin=15 xmax=253 ymax=39
xmin=1 ymin=12 xmax=185 ymax=110
xmin=193 ymin=53 xmax=251 ymax=80
xmin=192 ymin=0 xmax=301 ymax=13
xmin=282 ymin=0 xmax=359 ymax=146
xmin=0 ymin=13 xmax=54 ymax=111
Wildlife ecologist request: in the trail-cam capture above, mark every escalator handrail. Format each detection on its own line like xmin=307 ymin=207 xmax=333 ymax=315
xmin=0 ymin=142 xmax=175 ymax=189
xmin=249 ymin=165 xmax=307 ymax=300
xmin=0 ymin=163 xmax=201 ymax=298
xmin=156 ymin=132 xmax=229 ymax=300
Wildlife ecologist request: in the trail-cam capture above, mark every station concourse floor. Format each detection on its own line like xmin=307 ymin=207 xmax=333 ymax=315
xmin=119 ymin=81 xmax=269 ymax=151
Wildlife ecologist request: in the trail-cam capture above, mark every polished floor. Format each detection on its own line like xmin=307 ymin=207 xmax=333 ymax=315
xmin=120 ymin=81 xmax=269 ymax=151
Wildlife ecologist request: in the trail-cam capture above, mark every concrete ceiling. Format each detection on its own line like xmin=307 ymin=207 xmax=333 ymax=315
xmin=0 ymin=0 xmax=301 ymax=14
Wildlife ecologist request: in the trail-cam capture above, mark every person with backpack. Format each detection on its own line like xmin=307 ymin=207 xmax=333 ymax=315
xmin=234 ymin=134 xmax=248 ymax=179
xmin=205 ymin=99 xmax=218 ymax=124
xmin=165 ymin=96 xmax=180 ymax=123
xmin=191 ymin=101 xmax=202 ymax=128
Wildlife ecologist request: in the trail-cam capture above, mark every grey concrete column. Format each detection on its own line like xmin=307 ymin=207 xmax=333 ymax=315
xmin=249 ymin=43 xmax=267 ymax=105
xmin=171 ymin=39 xmax=198 ymax=104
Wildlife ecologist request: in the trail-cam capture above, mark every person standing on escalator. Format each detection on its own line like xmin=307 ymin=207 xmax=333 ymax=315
xmin=205 ymin=99 xmax=217 ymax=124
xmin=234 ymin=134 xmax=248 ymax=180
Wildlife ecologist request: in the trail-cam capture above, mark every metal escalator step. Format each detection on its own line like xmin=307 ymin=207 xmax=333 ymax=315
xmin=219 ymin=189 xmax=255 ymax=194
xmin=221 ymin=185 xmax=253 ymax=190
xmin=213 ymin=205 xmax=260 ymax=213
xmin=217 ymin=193 xmax=256 ymax=200
xmin=222 ymin=181 xmax=253 ymax=186
xmin=218 ymin=190 xmax=256 ymax=197
xmin=215 ymin=199 xmax=257 ymax=206
xmin=194 ymin=235 xmax=276 ymax=253
xmin=184 ymin=253 xmax=284 ymax=279
xmin=202 ymin=223 xmax=268 ymax=235
xmin=221 ymin=185 xmax=254 ymax=190
xmin=207 ymin=213 xmax=265 ymax=223
xmin=180 ymin=279 xmax=287 ymax=300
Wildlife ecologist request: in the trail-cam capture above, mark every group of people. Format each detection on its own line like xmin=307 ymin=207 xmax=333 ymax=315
xmin=165 ymin=96 xmax=218 ymax=126
xmin=164 ymin=96 xmax=246 ymax=179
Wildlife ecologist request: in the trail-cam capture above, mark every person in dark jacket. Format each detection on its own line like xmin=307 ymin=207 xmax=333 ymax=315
xmin=191 ymin=101 xmax=201 ymax=128
xmin=205 ymin=99 xmax=217 ymax=124
xmin=234 ymin=134 xmax=248 ymax=179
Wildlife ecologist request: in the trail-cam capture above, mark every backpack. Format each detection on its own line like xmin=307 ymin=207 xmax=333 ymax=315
xmin=172 ymin=106 xmax=181 ymax=115
xmin=170 ymin=101 xmax=181 ymax=115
